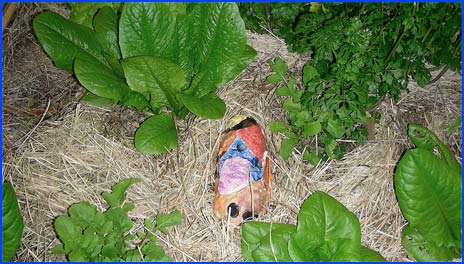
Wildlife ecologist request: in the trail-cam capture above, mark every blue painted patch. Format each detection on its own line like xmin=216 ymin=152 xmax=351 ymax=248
xmin=218 ymin=135 xmax=263 ymax=182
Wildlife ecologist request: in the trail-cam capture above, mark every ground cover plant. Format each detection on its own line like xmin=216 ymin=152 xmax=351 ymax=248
xmin=395 ymin=124 xmax=462 ymax=261
xmin=33 ymin=2 xmax=255 ymax=154
xmin=247 ymin=2 xmax=461 ymax=162
xmin=51 ymin=178 xmax=182 ymax=261
xmin=241 ymin=191 xmax=386 ymax=261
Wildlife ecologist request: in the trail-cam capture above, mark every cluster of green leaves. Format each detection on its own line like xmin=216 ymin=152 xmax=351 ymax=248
xmin=34 ymin=2 xmax=255 ymax=154
xmin=2 ymin=182 xmax=24 ymax=261
xmin=51 ymin=178 xmax=182 ymax=261
xmin=268 ymin=58 xmax=368 ymax=163
xmin=395 ymin=124 xmax=462 ymax=261
xmin=241 ymin=191 xmax=386 ymax=262
xmin=249 ymin=3 xmax=461 ymax=162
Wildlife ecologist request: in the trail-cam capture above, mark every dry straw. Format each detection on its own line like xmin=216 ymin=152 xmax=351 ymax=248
xmin=2 ymin=3 xmax=461 ymax=262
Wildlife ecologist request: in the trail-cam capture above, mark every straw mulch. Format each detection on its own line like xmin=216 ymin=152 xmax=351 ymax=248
xmin=2 ymin=3 xmax=462 ymax=262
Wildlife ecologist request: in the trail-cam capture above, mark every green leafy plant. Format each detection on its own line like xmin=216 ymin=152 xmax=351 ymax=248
xmin=395 ymin=124 xmax=462 ymax=261
xmin=33 ymin=2 xmax=255 ymax=154
xmin=268 ymin=58 xmax=369 ymax=163
xmin=251 ymin=3 xmax=461 ymax=162
xmin=2 ymin=182 xmax=24 ymax=261
xmin=241 ymin=191 xmax=386 ymax=261
xmin=51 ymin=178 xmax=182 ymax=261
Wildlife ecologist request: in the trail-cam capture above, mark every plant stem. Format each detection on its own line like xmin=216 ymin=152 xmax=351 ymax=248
xmin=384 ymin=27 xmax=405 ymax=65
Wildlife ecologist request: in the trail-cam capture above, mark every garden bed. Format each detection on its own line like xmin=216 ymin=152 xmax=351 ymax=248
xmin=2 ymin=3 xmax=461 ymax=262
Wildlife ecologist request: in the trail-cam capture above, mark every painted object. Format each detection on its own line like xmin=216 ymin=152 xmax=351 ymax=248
xmin=213 ymin=116 xmax=272 ymax=222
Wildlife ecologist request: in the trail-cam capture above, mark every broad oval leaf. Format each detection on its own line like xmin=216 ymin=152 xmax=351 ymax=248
xmin=119 ymin=3 xmax=179 ymax=59
xmin=33 ymin=12 xmax=108 ymax=73
xmin=178 ymin=92 xmax=226 ymax=119
xmin=295 ymin=191 xmax=361 ymax=261
xmin=2 ymin=183 xmax=24 ymax=261
xmin=121 ymin=56 xmax=186 ymax=113
xmin=241 ymin=222 xmax=296 ymax=261
xmin=93 ymin=6 xmax=120 ymax=59
xmin=359 ymin=246 xmax=387 ymax=262
xmin=183 ymin=3 xmax=250 ymax=96
xmin=395 ymin=147 xmax=462 ymax=248
xmin=135 ymin=114 xmax=178 ymax=154
xmin=68 ymin=202 xmax=97 ymax=228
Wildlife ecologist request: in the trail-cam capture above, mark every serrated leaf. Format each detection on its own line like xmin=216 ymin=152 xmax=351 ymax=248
xmin=69 ymin=248 xmax=89 ymax=262
xmin=122 ymin=203 xmax=135 ymax=213
xmin=302 ymin=121 xmax=321 ymax=137
xmin=283 ymin=98 xmax=302 ymax=112
xmin=276 ymin=87 xmax=291 ymax=96
xmin=144 ymin=219 xmax=154 ymax=230
xmin=178 ymin=92 xmax=226 ymax=119
xmin=105 ymin=208 xmax=133 ymax=234
xmin=33 ymin=12 xmax=108 ymax=73
xmin=270 ymin=57 xmax=288 ymax=76
xmin=54 ymin=216 xmax=82 ymax=250
xmin=134 ymin=114 xmax=178 ymax=155
xmin=125 ymin=249 xmax=141 ymax=262
xmin=68 ymin=202 xmax=97 ymax=228
xmin=279 ymin=138 xmax=298 ymax=160
xmin=303 ymin=64 xmax=319 ymax=83
xmin=142 ymin=241 xmax=172 ymax=261
xmin=156 ymin=210 xmax=182 ymax=235
xmin=101 ymin=178 xmax=140 ymax=208
xmin=2 ymin=183 xmax=24 ymax=261
xmin=101 ymin=244 xmax=118 ymax=259
xmin=269 ymin=121 xmax=288 ymax=133
xmin=266 ymin=73 xmax=283 ymax=84
xmin=327 ymin=118 xmax=345 ymax=138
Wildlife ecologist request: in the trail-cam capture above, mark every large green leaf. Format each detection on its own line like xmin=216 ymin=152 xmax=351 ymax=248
xmin=121 ymin=56 xmax=186 ymax=113
xmin=402 ymin=225 xmax=458 ymax=261
xmin=134 ymin=113 xmax=178 ymax=154
xmin=119 ymin=3 xmax=179 ymax=59
xmin=33 ymin=12 xmax=108 ymax=73
xmin=74 ymin=57 xmax=148 ymax=111
xmin=2 ymin=183 xmax=24 ymax=261
xmin=93 ymin=6 xmax=120 ymax=59
xmin=294 ymin=191 xmax=361 ymax=261
xmin=252 ymin=225 xmax=295 ymax=261
xmin=178 ymin=92 xmax=226 ymax=119
xmin=241 ymin=222 xmax=296 ymax=261
xmin=395 ymin=125 xmax=462 ymax=249
xmin=183 ymin=3 xmax=250 ymax=96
